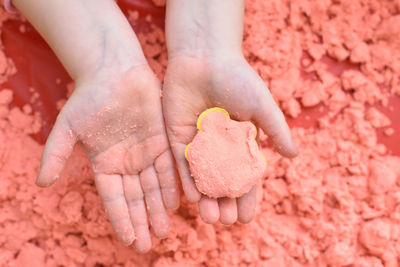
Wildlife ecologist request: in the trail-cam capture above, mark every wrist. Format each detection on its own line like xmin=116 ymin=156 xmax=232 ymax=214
xmin=167 ymin=45 xmax=245 ymax=64
xmin=167 ymin=45 xmax=243 ymax=61
xmin=73 ymin=34 xmax=148 ymax=84
xmin=13 ymin=0 xmax=148 ymax=83
xmin=165 ymin=0 xmax=244 ymax=61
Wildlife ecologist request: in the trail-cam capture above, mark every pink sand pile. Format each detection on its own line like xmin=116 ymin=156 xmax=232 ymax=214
xmin=1 ymin=0 xmax=400 ymax=266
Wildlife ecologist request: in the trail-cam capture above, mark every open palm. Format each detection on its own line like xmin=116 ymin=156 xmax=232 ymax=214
xmin=163 ymin=55 xmax=298 ymax=225
xmin=36 ymin=65 xmax=179 ymax=252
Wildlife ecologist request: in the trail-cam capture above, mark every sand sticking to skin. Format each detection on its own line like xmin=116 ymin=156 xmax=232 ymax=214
xmin=1 ymin=0 xmax=400 ymax=266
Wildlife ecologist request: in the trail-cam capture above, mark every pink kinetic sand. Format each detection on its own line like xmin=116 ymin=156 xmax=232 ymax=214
xmin=1 ymin=0 xmax=400 ymax=266
xmin=186 ymin=109 xmax=266 ymax=198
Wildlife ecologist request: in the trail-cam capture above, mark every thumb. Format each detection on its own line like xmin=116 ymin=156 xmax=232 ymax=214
xmin=36 ymin=114 xmax=77 ymax=187
xmin=252 ymin=86 xmax=299 ymax=158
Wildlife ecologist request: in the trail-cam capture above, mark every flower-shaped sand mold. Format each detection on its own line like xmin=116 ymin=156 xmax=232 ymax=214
xmin=185 ymin=108 xmax=267 ymax=198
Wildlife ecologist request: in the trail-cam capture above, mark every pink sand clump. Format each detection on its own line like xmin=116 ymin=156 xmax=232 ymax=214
xmin=1 ymin=0 xmax=400 ymax=266
xmin=187 ymin=110 xmax=266 ymax=199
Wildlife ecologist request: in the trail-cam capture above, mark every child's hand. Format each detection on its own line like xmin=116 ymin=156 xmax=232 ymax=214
xmin=163 ymin=55 xmax=297 ymax=224
xmin=164 ymin=0 xmax=297 ymax=225
xmin=37 ymin=65 xmax=179 ymax=252
xmin=14 ymin=0 xmax=180 ymax=252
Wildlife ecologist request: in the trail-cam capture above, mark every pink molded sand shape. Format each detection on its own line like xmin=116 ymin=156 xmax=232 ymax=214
xmin=186 ymin=108 xmax=266 ymax=198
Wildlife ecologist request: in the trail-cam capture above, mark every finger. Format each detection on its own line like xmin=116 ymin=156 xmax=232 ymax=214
xmin=95 ymin=173 xmax=135 ymax=245
xmin=139 ymin=166 xmax=170 ymax=239
xmin=252 ymin=86 xmax=298 ymax=158
xmin=237 ymin=186 xmax=257 ymax=224
xmin=218 ymin=197 xmax=238 ymax=225
xmin=123 ymin=174 xmax=151 ymax=253
xmin=154 ymin=149 xmax=180 ymax=210
xmin=172 ymin=142 xmax=201 ymax=203
xmin=36 ymin=114 xmax=77 ymax=187
xmin=199 ymin=195 xmax=220 ymax=224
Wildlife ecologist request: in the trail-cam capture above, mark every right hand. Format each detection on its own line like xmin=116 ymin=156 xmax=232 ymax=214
xmin=37 ymin=65 xmax=179 ymax=252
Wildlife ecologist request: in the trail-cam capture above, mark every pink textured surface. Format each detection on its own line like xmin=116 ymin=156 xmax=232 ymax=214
xmin=187 ymin=110 xmax=265 ymax=198
xmin=0 ymin=0 xmax=400 ymax=266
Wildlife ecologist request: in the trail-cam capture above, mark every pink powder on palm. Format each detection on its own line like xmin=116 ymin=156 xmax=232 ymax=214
xmin=186 ymin=110 xmax=266 ymax=198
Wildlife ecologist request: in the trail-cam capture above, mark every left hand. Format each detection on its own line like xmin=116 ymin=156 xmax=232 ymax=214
xmin=162 ymin=54 xmax=298 ymax=225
